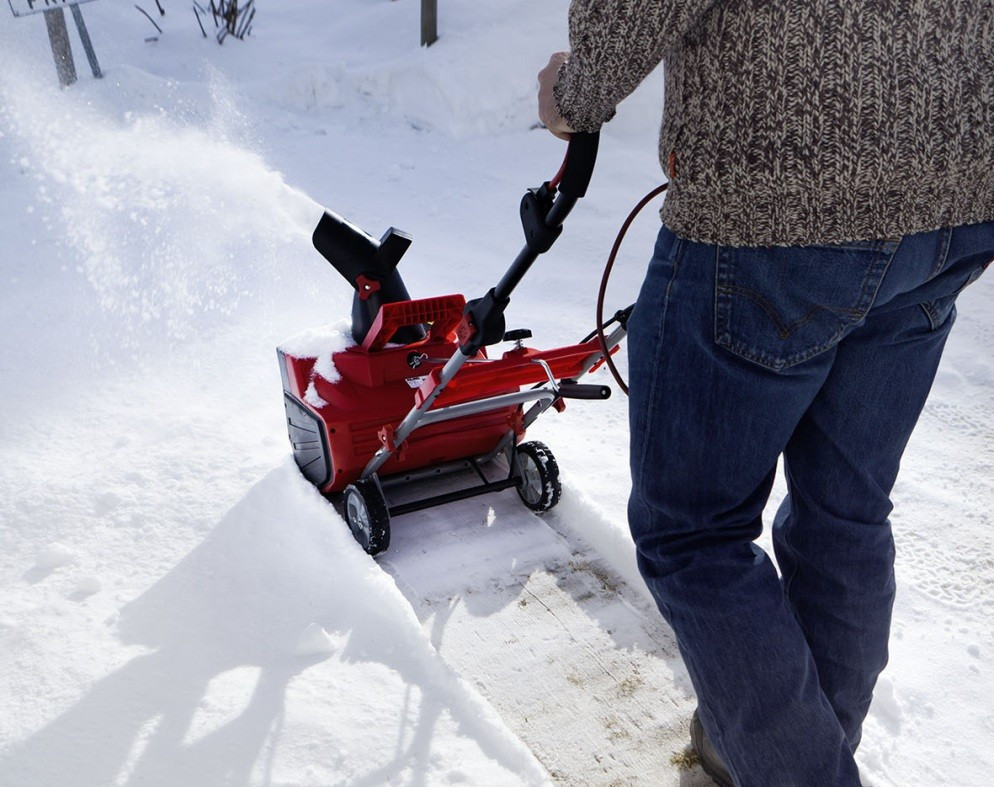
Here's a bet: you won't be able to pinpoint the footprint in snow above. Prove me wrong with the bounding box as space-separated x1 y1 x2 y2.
23 542 76 583
70 575 104 602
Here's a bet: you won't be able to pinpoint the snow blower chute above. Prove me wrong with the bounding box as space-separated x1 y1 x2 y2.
278 132 629 555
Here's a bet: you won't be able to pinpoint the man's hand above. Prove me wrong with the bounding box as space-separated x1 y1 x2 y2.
538 52 576 140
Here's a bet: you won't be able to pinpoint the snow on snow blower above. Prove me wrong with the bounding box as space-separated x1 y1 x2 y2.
278 132 629 555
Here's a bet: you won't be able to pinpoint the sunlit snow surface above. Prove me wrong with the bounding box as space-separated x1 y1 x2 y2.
0 1 991 786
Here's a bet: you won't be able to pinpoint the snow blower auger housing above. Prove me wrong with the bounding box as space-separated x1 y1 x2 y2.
278 132 628 555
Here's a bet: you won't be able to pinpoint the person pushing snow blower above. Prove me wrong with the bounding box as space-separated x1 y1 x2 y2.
539 1 994 785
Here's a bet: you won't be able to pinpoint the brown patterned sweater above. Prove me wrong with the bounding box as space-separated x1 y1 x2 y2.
553 0 994 247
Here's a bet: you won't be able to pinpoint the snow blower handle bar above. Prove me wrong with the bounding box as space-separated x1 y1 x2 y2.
358 133 600 482
458 131 600 357
550 130 600 203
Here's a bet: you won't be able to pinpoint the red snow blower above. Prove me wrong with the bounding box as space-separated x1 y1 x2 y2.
278 132 630 555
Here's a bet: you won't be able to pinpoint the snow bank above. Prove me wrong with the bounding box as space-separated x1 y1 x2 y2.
254 0 572 140
1 462 548 786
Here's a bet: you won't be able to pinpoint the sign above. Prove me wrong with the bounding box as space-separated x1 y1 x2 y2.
7 0 98 18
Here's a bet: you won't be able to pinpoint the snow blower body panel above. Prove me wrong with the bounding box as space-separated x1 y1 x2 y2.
278 291 615 494
278 294 521 494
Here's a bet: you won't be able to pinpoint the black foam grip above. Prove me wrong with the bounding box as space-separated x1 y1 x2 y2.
558 382 611 400
558 132 599 200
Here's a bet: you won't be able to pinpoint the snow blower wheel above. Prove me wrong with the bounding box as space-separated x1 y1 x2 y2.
515 441 561 513
343 478 391 555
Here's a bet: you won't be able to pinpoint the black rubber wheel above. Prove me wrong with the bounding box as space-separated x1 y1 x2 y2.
514 441 562 512
343 477 391 555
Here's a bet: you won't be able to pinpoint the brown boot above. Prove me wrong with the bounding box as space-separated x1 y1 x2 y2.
691 709 734 787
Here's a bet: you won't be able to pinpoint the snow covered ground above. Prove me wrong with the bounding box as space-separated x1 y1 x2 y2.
0 2 991 785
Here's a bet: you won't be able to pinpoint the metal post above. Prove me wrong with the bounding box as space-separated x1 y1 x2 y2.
420 0 437 47
70 4 102 79
43 8 77 87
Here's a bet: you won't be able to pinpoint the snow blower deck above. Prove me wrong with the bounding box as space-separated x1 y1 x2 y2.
278 132 627 555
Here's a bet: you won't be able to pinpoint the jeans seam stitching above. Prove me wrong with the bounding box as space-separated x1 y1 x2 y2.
778 489 803 618
927 227 953 280
717 283 866 338
920 301 940 329
635 235 684 472
713 245 730 346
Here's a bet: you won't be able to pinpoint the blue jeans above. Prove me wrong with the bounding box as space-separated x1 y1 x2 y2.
627 222 993 786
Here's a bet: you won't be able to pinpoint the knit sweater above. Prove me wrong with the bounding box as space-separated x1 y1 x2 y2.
553 0 994 247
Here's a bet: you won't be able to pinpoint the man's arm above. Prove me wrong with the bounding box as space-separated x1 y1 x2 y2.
553 0 721 132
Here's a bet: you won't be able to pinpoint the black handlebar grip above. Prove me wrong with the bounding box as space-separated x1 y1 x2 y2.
558 381 612 400
558 131 600 200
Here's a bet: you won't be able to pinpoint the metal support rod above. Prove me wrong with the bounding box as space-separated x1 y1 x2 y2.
70 4 102 79
521 324 628 430
420 0 437 47
416 388 556 428
360 363 557 480
579 323 628 377
360 347 469 479
379 458 475 489
389 476 520 517
44 8 77 87
387 450 522 517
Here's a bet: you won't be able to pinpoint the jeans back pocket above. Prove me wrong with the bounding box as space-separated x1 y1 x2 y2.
715 240 898 371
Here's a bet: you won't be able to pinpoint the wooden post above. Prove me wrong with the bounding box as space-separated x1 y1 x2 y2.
420 0 437 47
43 8 77 87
